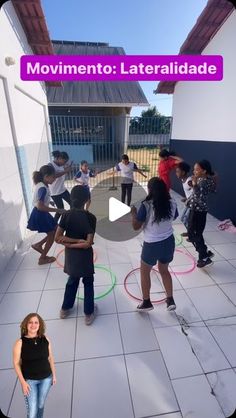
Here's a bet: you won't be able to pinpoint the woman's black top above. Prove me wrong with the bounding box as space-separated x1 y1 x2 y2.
21 336 51 380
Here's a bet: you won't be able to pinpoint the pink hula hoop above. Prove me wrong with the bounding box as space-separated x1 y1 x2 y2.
124 267 166 304
167 248 196 275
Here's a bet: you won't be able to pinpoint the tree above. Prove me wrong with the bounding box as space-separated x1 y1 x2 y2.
141 106 161 118
129 106 171 134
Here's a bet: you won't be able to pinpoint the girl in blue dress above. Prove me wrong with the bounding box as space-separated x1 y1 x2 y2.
28 165 66 265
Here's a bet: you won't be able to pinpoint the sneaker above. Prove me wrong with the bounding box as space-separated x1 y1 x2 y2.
207 250 215 259
85 304 97 325
181 232 188 237
197 258 213 268
136 300 154 312
166 296 176 311
60 309 70 319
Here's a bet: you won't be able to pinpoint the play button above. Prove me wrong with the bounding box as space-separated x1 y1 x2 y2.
109 198 130 222
90 176 147 241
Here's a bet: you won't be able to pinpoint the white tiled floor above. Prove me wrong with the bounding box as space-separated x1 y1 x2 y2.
1 193 236 418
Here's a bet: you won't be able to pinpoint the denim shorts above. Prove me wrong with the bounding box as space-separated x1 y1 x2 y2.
141 235 175 266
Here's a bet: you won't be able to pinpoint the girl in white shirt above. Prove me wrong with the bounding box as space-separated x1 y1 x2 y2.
115 154 147 206
131 177 178 312
49 151 72 222
28 165 65 265
176 162 193 237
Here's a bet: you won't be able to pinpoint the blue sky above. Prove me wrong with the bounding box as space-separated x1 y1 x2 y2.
42 0 208 116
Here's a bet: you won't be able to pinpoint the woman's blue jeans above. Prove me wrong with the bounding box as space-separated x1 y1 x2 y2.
24 375 52 418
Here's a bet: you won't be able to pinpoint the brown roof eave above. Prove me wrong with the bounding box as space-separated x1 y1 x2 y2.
155 0 235 94
12 0 62 87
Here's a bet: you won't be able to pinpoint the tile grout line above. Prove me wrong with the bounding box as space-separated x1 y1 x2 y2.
147 293 231 416
112 274 136 418
2 311 236 328
69 300 79 418
6 375 18 416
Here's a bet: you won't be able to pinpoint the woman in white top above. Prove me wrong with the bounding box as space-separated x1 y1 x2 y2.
49 151 72 222
131 177 178 312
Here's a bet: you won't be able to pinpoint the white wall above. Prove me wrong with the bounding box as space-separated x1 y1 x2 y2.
171 10 236 142
0 2 51 272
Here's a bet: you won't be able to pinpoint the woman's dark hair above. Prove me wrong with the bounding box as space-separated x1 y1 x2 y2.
178 162 190 174
71 185 89 208
159 149 176 158
60 151 69 161
52 150 69 162
32 165 55 185
145 177 172 223
121 154 129 161
81 160 88 166
52 150 61 159
197 159 214 176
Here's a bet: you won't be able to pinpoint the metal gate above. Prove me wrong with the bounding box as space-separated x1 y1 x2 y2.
49 115 172 189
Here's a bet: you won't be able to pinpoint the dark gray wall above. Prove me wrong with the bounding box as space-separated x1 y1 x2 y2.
170 139 236 223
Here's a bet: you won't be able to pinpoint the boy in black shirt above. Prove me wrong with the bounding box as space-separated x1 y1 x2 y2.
55 186 97 325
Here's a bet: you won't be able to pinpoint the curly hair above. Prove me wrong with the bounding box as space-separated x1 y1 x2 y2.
20 313 46 338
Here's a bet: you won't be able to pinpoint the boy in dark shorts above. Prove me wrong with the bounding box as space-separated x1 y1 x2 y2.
55 186 97 325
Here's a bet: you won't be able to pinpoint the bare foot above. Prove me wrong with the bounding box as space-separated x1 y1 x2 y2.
38 256 56 265
31 244 43 254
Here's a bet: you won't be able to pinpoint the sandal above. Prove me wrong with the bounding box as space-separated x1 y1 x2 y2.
38 256 56 265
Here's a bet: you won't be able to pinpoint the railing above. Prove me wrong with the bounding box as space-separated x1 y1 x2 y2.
49 115 172 188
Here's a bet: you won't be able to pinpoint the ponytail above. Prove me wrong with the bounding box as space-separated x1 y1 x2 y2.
52 150 61 159
33 171 43 184
32 165 55 185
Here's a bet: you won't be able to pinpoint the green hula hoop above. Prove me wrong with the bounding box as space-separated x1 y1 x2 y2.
175 234 183 247
77 264 117 301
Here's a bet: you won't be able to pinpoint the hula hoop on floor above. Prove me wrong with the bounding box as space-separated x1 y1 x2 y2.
77 264 117 301
164 248 196 275
55 248 97 269
124 267 166 304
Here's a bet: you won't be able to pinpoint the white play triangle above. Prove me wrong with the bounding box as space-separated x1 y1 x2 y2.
109 197 131 222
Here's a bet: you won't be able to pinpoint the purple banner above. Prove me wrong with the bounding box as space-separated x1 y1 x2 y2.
21 55 223 82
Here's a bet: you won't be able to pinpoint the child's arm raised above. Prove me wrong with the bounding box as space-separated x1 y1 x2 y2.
171 155 183 163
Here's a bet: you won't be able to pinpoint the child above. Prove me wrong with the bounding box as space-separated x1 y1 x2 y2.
115 154 147 206
55 186 97 325
176 162 193 237
28 165 65 265
74 160 96 210
49 150 72 222
131 177 178 312
158 149 183 191
186 159 216 268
